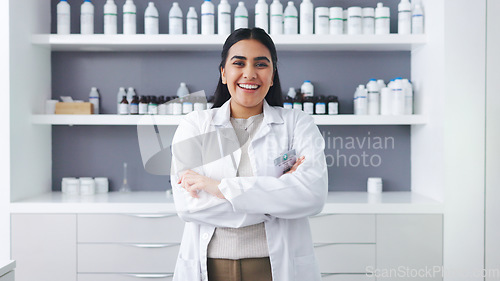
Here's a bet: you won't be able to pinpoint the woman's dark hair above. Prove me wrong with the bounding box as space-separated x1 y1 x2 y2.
212 28 283 108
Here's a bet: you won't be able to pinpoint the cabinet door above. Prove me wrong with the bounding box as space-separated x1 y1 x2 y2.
0 271 15 281
310 214 375 243
321 273 374 281
376 214 443 281
11 214 77 281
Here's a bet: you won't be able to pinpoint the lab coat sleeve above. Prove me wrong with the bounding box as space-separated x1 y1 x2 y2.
217 112 329 219
171 112 270 228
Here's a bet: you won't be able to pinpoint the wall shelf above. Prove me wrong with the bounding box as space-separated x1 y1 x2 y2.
32 34 426 52
32 114 427 126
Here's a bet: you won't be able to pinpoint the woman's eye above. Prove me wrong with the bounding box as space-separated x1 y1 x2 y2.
256 63 268 67
233 61 244 66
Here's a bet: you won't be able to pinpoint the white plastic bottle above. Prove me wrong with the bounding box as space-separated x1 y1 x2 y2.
398 0 412 34
367 79 380 115
218 0 231 35
329 7 343 35
377 79 386 90
145 2 159 35
169 2 183 34
284 1 298 34
103 0 117 34
255 0 269 33
201 0 215 35
80 0 94 34
412 3 424 34
177 82 189 98
354 85 368 115
347 6 362 35
375 3 390 35
234 2 249 30
299 0 313 35
57 0 71 34
403 79 413 114
380 87 392 115
301 80 314 97
362 7 375 35
343 10 347 34
187 7 198 35
315 7 329 35
123 0 137 34
392 77 405 115
89 87 100 114
117 87 127 113
126 87 136 104
270 0 283 35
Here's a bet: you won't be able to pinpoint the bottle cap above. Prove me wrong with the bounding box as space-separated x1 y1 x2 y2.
180 82 186 86
238 1 244 5
288 1 294 5
91 87 97 91
370 78 376 81
304 80 311 83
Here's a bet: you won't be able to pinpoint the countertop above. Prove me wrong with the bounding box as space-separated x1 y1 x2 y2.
10 191 444 214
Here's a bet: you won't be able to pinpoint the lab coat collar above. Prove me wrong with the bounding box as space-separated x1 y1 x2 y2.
212 98 284 127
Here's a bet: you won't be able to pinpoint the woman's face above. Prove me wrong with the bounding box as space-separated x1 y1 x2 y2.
221 39 274 113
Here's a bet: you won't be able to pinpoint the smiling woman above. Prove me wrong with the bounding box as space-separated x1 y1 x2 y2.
170 28 328 281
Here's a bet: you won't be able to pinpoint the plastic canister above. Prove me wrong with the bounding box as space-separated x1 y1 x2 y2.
367 177 383 193
347 7 362 35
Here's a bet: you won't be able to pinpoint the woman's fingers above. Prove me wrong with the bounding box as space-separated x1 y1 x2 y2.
286 156 305 174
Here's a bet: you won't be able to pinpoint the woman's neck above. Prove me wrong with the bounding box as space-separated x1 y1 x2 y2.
230 100 264 119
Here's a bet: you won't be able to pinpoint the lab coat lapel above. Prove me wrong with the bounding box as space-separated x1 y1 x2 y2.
212 99 241 177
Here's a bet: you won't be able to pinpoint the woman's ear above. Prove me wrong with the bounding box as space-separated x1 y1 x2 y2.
221 67 227 84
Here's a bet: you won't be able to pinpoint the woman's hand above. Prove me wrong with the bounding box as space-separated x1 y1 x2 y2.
178 170 224 199
285 156 305 175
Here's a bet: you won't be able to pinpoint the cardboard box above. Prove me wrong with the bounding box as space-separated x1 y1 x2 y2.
55 102 94 114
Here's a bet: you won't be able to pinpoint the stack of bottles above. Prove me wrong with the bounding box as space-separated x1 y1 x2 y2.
283 81 339 115
353 78 413 115
56 0 424 35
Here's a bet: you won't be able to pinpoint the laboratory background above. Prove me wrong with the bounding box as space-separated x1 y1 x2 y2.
0 0 499 280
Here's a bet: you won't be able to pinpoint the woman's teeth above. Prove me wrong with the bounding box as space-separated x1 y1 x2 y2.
238 84 260 90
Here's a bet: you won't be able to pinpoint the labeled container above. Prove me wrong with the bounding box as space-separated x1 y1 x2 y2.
62 177 79 195
80 0 94 34
145 2 159 35
315 7 329 35
201 0 215 35
169 2 183 34
300 0 314 35
362 7 375 35
234 2 249 30
104 0 117 34
79 178 96 195
375 3 390 35
94 177 109 193
398 0 412 34
367 177 383 193
218 0 231 35
270 0 283 35
187 7 198 35
255 0 269 33
284 1 298 35
347 6 362 35
329 7 343 35
57 0 71 34
123 0 137 34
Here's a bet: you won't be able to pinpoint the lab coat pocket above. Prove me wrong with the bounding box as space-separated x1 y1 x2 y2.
173 256 201 281
294 253 321 281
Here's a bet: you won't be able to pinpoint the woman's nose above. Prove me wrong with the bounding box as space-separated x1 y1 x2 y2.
243 65 257 79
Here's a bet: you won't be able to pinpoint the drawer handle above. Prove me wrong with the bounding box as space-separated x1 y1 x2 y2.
127 214 178 218
321 273 336 277
127 243 180 248
124 273 174 278
313 243 336 248
310 213 333 218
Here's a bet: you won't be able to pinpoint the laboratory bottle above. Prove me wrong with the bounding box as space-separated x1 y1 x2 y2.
123 0 136 34
367 79 380 115
117 87 127 113
148 96 158 115
343 10 347 34
329 7 343 35
104 0 117 34
392 78 405 115
354 85 368 115
57 0 71 35
187 7 198 35
315 7 329 35
303 96 314 114
380 87 392 115
412 3 424 34
328 95 339 115
284 1 298 35
301 80 314 97
139 96 149 115
145 2 159 35
207 96 214 109
119 96 129 115
347 7 362 35
362 7 375 35
284 87 295 109
218 0 231 35
157 96 166 114
375 3 390 35
182 97 194 114
255 0 269 33
169 2 183 34
172 98 183 115
126 87 136 104
81 0 94 35
130 95 139 114
315 96 326 115
201 0 215 35
193 97 206 111
293 95 303 110
403 79 413 114
377 79 386 90
270 0 283 35
299 0 313 35
165 97 174 114
234 2 249 30
177 82 189 98
398 0 412 34
89 87 100 114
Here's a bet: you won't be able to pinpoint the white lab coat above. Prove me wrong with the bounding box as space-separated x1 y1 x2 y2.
170 98 328 281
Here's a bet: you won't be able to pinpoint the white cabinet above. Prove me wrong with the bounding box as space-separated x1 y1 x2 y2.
0 261 16 281
10 214 77 281
0 272 14 281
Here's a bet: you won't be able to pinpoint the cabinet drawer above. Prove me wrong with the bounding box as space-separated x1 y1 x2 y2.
314 244 375 273
310 214 375 243
78 273 173 281
78 214 184 243
0 271 15 281
78 243 179 273
322 273 373 281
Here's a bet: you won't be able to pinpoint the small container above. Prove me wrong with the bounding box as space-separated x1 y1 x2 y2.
172 99 182 115
165 97 174 114
193 97 206 111
303 96 314 115
62 177 77 194
293 95 303 110
94 177 109 193
79 178 96 195
139 95 148 115
315 96 326 115
328 95 339 115
130 95 139 115
367 177 383 193
182 98 193 114
63 178 80 195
